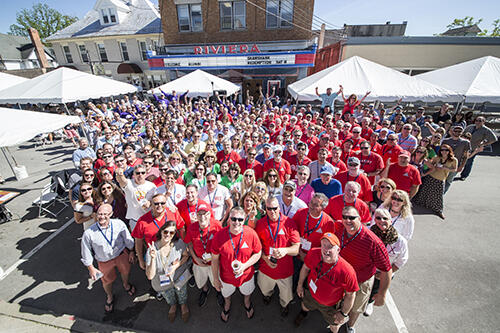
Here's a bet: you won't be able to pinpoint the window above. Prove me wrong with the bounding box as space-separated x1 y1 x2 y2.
220 1 246 30
109 8 117 23
63 46 73 63
78 45 89 62
119 42 129 61
177 4 203 32
139 41 148 61
101 8 117 25
266 0 294 28
101 9 109 24
97 43 108 62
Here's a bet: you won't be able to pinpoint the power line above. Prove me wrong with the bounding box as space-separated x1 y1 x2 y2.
277 0 342 30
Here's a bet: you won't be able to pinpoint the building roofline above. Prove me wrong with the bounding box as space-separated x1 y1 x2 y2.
344 36 500 45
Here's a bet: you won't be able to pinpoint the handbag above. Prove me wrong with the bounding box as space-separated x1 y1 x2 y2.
174 267 192 290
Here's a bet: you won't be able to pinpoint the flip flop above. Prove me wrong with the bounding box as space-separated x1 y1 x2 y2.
220 307 230 323
125 284 136 296
244 302 254 319
105 297 114 313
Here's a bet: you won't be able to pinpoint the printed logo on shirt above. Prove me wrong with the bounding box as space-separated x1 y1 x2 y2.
316 227 323 233
403 172 409 177
241 242 249 249
209 234 214 240
278 229 285 235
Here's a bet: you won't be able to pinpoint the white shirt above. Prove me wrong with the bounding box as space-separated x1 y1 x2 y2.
386 234 409 270
155 183 186 208
277 195 307 218
392 214 415 241
122 179 156 221
198 185 230 220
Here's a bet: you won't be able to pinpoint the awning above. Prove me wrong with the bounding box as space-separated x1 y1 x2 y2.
117 63 143 74
56 65 77 70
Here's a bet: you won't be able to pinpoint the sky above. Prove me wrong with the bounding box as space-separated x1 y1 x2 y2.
0 0 498 36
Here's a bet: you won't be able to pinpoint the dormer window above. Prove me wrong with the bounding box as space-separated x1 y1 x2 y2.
101 8 118 25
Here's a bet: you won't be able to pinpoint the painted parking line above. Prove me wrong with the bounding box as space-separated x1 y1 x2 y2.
0 218 74 281
385 291 409 333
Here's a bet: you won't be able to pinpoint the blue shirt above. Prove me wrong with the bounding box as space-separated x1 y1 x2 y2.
319 92 338 108
311 178 342 199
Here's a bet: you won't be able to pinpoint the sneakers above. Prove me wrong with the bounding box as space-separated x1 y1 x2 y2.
294 310 308 327
346 326 356 333
363 302 374 316
198 289 209 307
280 305 289 317
155 292 164 301
188 276 196 288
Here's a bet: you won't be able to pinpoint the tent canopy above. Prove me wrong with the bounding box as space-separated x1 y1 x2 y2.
149 69 240 97
288 56 462 103
0 107 81 147
417 56 500 103
0 72 28 92
0 67 138 104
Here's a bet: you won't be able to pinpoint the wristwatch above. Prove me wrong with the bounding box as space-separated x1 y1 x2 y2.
339 310 348 317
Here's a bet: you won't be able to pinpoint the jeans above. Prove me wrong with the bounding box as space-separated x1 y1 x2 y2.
459 155 476 179
444 171 458 194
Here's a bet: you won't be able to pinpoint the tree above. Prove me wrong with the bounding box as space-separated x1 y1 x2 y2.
446 16 483 30
479 19 500 37
8 3 77 43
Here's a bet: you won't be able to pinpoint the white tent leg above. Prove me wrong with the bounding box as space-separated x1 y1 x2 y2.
1 147 16 177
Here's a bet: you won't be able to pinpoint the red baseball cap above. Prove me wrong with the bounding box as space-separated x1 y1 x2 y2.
321 232 340 247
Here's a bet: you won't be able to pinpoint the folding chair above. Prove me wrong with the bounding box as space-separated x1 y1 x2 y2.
32 182 68 218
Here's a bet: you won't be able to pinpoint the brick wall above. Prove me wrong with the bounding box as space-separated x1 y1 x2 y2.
161 0 314 45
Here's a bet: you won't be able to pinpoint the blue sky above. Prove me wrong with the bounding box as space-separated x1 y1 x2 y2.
0 0 498 36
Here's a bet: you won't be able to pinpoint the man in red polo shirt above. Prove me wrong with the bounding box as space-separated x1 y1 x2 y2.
238 147 263 180
383 151 421 198
216 139 241 165
255 197 300 317
379 133 403 165
131 193 185 270
263 145 291 184
185 204 223 307
324 182 371 224
308 133 331 161
177 184 213 228
349 127 366 152
334 206 392 333
334 157 372 202
329 147 348 173
357 141 384 185
288 142 312 179
294 233 358 332
211 207 262 322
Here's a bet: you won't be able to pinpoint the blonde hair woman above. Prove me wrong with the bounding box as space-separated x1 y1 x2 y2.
380 190 414 241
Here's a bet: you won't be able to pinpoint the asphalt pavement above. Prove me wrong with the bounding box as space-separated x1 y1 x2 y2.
0 139 499 333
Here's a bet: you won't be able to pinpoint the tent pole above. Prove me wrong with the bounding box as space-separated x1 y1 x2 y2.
64 103 89 142
1 147 16 176
5 147 19 166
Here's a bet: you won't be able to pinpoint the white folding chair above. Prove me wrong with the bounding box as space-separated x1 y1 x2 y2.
32 183 68 218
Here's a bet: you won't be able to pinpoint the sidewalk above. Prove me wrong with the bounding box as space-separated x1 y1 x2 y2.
0 300 145 333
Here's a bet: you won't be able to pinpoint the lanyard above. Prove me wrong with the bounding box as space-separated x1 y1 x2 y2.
97 221 113 247
187 201 199 217
343 195 356 207
274 160 281 172
296 183 306 199
281 201 292 217
347 173 360 183
267 215 281 247
315 259 337 282
229 229 244 259
246 160 254 170
304 212 323 236
341 226 362 249
152 212 163 230
392 213 402 227
360 153 370 168
199 223 210 251
168 186 176 205
208 189 218 208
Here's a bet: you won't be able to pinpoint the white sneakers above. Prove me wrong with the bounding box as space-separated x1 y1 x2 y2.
363 302 374 317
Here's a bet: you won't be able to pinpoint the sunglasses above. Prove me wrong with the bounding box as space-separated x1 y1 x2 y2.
207 180 217 184
348 163 359 167
268 174 277 177
375 216 389 221
103 155 112 158
134 171 146 175
361 147 370 150
266 206 279 211
160 168 169 172
297 148 306 151
342 215 359 221
255 187 265 191
379 185 392 190
196 168 205 171
162 230 176 235
81 188 92 192
115 159 125 163
144 161 154 164
388 138 397 141
230 217 245 222
153 201 166 206
298 172 307 176
84 174 94 177
391 196 404 202
244 174 253 178
248 153 256 156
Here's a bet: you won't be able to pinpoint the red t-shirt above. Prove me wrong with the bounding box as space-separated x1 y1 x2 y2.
292 208 335 253
387 163 422 193
216 150 241 164
211 226 262 286
304 248 359 306
238 159 263 180
308 143 331 161
255 214 300 279
301 134 319 147
288 155 312 178
358 152 385 185
334 171 373 202
334 222 392 283
324 195 371 224
128 158 143 168
177 199 214 228
328 159 348 173
349 137 366 152
263 159 292 184
184 219 222 265
370 141 383 155
361 127 374 141
131 209 185 245
380 144 403 165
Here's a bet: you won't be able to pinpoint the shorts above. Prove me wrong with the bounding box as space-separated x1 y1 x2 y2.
220 276 255 298
193 264 214 289
97 250 131 286
351 275 375 314
302 289 342 326
257 272 293 307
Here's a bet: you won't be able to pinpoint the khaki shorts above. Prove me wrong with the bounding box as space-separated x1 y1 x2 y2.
351 275 375 314
221 276 255 298
302 289 342 326
257 272 293 307
97 251 131 286
193 264 214 289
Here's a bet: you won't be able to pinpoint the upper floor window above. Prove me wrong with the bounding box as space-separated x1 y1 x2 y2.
220 1 246 30
63 46 73 63
177 4 202 32
79 45 89 63
101 8 117 25
96 43 108 62
139 41 149 61
266 0 294 29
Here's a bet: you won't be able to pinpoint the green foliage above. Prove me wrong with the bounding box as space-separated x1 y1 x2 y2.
446 16 483 29
8 3 77 43
478 19 500 37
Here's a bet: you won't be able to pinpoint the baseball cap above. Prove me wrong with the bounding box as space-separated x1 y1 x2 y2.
283 180 296 190
321 232 340 247
394 106 402 110
197 203 211 213
263 143 272 149
399 151 411 158
347 157 360 165
273 145 283 152
320 165 333 176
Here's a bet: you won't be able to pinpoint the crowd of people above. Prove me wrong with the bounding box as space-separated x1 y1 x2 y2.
70 86 497 332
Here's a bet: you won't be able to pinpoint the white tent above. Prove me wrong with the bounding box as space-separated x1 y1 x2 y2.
149 69 240 97
0 67 138 104
417 56 500 103
0 107 81 147
288 56 462 102
0 72 28 92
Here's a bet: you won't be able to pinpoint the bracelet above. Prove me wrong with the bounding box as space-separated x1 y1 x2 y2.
339 310 348 317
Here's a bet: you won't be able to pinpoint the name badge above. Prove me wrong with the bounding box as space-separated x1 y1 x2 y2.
300 237 311 251
309 279 318 294
202 253 212 262
189 212 197 221
159 274 171 287
269 247 275 256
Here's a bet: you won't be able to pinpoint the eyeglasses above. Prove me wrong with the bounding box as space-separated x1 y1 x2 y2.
375 216 389 221
348 163 359 167
101 186 112 191
115 159 125 163
361 147 370 150
84 174 94 177
144 161 154 165
162 230 176 235
379 185 391 190
230 217 245 222
391 196 404 202
342 215 359 221
255 187 265 191
207 180 217 184
352 132 361 134
160 168 169 172
103 155 112 158
244 174 253 178
298 172 307 176
153 201 166 206
268 174 277 178
388 138 397 141
81 188 92 192
134 171 146 175
266 206 279 211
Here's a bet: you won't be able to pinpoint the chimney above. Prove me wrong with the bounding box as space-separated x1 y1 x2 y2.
28 28 50 69
318 23 326 49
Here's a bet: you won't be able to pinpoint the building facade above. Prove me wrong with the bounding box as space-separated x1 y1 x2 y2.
0 33 57 71
46 0 165 89
151 0 316 98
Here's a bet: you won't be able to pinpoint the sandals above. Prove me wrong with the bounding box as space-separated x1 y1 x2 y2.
220 307 231 323
104 297 114 313
125 284 136 296
244 302 254 319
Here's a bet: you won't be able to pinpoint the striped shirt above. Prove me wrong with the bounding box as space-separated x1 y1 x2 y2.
397 134 418 152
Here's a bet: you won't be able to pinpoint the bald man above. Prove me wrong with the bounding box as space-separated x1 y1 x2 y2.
81 204 136 313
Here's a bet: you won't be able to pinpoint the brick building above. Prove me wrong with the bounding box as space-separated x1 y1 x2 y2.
150 0 317 99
